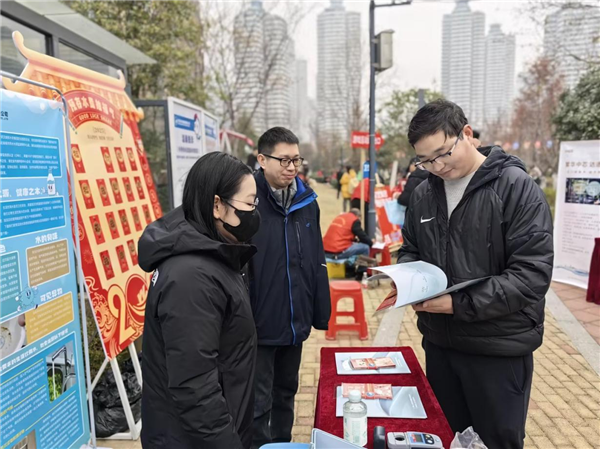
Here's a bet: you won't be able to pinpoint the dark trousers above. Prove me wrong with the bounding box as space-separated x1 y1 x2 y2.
252 344 303 449
424 339 533 449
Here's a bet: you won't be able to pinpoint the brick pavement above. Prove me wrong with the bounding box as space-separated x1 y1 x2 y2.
551 281 600 345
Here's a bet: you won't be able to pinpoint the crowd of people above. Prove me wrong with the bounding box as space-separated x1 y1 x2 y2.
136 100 553 449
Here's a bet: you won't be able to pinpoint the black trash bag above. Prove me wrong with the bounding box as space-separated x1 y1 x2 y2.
93 354 142 438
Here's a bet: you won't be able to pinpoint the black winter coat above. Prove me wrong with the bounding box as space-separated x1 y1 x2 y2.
138 207 257 449
398 147 554 357
249 170 331 346
398 168 429 207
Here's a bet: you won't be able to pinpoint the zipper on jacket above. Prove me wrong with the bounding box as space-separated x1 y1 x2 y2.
284 216 297 345
295 222 304 267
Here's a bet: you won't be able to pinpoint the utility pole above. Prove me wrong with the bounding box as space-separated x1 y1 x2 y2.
367 0 412 238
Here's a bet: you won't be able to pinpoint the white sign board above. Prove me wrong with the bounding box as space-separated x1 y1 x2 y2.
553 140 600 289
166 97 220 207
204 111 219 154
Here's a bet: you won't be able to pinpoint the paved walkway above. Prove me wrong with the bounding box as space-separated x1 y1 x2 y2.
99 182 600 449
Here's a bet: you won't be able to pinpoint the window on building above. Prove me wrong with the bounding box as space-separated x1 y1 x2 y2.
1 15 47 74
58 42 121 78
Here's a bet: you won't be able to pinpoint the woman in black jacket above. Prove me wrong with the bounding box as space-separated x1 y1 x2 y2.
138 152 261 449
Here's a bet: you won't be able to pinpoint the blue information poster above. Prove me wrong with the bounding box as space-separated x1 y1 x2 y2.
0 90 90 449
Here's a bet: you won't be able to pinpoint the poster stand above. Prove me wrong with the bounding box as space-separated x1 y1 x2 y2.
1 70 98 446
1 70 142 446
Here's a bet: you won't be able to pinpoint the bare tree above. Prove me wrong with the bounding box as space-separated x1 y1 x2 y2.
510 57 564 172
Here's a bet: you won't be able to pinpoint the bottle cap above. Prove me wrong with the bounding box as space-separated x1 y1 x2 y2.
348 390 362 402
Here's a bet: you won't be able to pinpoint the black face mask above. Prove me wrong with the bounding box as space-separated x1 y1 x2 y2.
220 201 261 242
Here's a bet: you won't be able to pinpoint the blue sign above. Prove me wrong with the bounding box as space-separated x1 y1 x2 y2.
0 91 90 449
173 114 195 131
363 160 377 179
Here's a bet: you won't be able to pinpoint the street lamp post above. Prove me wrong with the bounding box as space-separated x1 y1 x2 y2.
367 0 412 239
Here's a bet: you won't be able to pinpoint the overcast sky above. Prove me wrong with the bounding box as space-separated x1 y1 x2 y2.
283 0 547 99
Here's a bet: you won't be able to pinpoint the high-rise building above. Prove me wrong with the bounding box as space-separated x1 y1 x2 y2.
544 4 600 90
234 0 293 133
484 24 516 126
441 0 485 128
291 59 310 142
317 0 361 141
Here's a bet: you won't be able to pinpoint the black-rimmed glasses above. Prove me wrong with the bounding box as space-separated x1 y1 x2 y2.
263 154 305 168
225 198 259 210
415 132 462 170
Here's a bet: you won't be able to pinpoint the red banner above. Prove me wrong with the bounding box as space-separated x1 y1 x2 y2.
351 131 384 149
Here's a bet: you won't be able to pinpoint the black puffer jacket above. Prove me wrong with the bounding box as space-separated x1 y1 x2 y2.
398 147 553 357
138 207 257 449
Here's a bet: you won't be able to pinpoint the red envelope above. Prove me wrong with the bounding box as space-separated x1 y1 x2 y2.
116 244 129 272
71 144 86 173
79 180 95 209
134 176 145 199
101 147 114 173
142 204 152 225
131 207 143 232
105 212 120 239
110 177 123 204
100 250 115 280
127 239 138 266
90 215 105 244
126 147 137 171
96 179 111 207
118 209 131 235
114 147 127 172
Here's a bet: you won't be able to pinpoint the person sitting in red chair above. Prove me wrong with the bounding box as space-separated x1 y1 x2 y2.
323 209 372 259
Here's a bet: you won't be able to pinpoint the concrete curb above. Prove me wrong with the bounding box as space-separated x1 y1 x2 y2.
373 306 405 346
545 287 600 376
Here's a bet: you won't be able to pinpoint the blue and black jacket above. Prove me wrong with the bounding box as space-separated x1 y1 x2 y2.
248 170 331 346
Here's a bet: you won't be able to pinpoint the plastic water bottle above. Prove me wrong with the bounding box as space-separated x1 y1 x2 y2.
47 168 56 196
343 389 368 447
361 272 369 289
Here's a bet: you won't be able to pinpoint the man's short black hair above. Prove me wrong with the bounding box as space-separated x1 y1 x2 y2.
257 127 299 155
472 129 480 139
408 99 468 147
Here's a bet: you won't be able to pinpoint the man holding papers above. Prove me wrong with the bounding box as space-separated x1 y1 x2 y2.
396 100 553 449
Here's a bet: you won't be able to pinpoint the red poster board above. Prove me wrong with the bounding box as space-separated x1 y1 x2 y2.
4 33 162 359
374 186 402 245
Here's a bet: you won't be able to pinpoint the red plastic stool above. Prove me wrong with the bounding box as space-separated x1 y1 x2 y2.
367 245 393 276
326 281 368 340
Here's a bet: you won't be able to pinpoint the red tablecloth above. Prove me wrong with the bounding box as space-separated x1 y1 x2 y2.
314 347 454 449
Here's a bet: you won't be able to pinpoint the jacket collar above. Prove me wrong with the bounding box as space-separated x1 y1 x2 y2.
256 169 317 215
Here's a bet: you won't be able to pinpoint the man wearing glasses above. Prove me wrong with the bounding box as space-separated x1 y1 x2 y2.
249 127 331 448
397 100 553 448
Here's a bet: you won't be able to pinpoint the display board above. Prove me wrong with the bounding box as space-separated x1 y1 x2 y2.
553 140 600 289
166 97 220 207
0 89 91 449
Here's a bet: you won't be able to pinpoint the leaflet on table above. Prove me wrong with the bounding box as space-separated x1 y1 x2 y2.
342 383 393 400
0 90 90 449
336 386 427 419
335 351 411 375
370 261 487 311
351 357 396 370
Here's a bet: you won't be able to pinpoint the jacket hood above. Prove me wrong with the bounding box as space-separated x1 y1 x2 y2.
138 207 256 273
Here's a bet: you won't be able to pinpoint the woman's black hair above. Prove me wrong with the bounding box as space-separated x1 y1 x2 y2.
182 152 252 241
